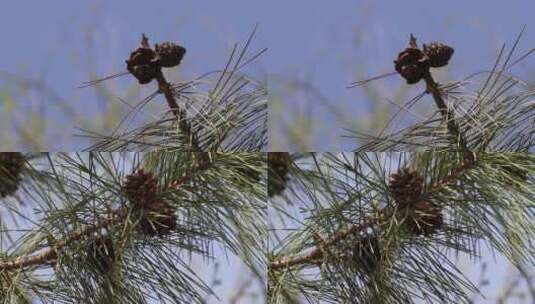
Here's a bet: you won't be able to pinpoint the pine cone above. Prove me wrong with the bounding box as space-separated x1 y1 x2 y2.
87 235 115 273
155 42 186 68
124 169 177 237
268 152 292 197
138 199 177 237
353 235 381 274
394 47 429 84
123 169 159 208
125 47 160 84
404 200 444 236
389 168 423 207
423 42 454 68
0 152 25 198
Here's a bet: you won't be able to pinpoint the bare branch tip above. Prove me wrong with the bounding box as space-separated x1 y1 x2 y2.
409 33 418 48
141 33 150 48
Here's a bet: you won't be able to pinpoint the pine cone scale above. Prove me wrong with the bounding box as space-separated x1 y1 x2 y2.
123 169 177 237
389 168 443 236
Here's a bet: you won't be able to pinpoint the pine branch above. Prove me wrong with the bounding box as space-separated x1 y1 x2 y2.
269 152 534 303
142 34 203 151
350 30 534 153
1 152 267 303
269 155 476 271
270 213 385 271
0 154 213 271
423 70 473 162
80 28 267 152
0 209 125 271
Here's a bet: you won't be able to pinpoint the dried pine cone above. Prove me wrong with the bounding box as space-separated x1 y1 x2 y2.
87 235 115 273
124 169 177 237
155 42 186 68
0 152 25 198
125 47 160 84
138 199 177 237
389 168 423 207
268 152 292 197
404 200 444 236
123 169 159 207
423 42 454 68
353 235 381 274
390 169 443 236
394 47 429 84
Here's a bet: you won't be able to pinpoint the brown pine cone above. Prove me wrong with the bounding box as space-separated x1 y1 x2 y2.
123 169 159 208
155 42 186 68
138 199 177 237
394 47 429 84
87 235 115 273
268 152 292 197
423 42 454 68
389 168 423 207
404 200 444 236
0 152 25 198
125 47 160 84
124 169 177 237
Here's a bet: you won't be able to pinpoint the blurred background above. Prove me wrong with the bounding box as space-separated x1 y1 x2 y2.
0 0 268 151
267 0 535 151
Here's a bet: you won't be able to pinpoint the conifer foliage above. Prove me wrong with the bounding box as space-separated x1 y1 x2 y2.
82 28 268 152
350 30 534 153
0 152 266 303
268 152 534 303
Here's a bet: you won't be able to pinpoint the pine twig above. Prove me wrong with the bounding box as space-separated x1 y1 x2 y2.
141 34 202 151
0 157 214 271
270 213 384 271
0 210 126 271
269 155 477 271
423 71 474 162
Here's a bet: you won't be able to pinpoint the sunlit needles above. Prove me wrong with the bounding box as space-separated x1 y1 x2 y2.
347 71 398 88
78 71 131 88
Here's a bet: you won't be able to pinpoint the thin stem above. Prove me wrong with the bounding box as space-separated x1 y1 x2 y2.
156 70 181 117
423 71 474 162
143 34 202 151
154 70 202 150
0 210 126 271
270 213 385 271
